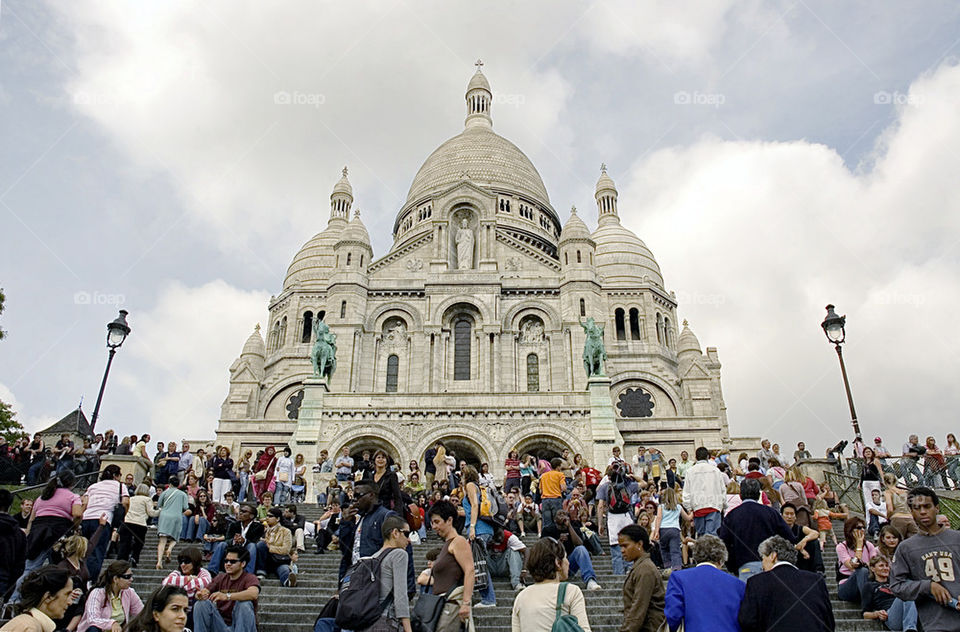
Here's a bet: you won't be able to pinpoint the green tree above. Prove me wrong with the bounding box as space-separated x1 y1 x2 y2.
0 399 24 442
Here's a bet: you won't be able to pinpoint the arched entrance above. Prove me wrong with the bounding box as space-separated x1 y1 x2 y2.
422 436 490 470
337 437 401 468
513 434 574 463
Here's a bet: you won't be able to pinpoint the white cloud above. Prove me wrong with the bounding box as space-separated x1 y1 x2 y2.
114 280 269 439
0 382 57 435
620 60 960 450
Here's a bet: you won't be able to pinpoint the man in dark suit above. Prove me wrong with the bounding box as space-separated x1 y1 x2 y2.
738 536 835 632
718 478 795 580
208 503 264 574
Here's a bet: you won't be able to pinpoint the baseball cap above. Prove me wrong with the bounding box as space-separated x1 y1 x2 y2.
874 437 882 443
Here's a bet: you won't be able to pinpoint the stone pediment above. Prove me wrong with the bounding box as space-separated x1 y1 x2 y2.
496 229 561 272
681 361 710 379
230 361 260 383
370 231 434 275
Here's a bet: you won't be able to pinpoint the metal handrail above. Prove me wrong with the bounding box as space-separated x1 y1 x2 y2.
7 470 101 500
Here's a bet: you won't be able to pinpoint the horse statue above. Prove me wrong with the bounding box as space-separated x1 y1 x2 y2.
310 320 337 380
580 317 607 377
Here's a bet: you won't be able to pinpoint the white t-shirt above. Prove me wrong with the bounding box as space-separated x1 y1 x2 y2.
512 582 591 632
865 499 888 523
83 479 130 522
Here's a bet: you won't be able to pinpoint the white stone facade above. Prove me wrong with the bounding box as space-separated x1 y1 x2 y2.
215 67 756 482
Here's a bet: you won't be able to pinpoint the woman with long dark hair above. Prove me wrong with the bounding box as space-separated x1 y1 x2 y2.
369 449 403 511
125 586 188 632
1 567 73 632
161 547 211 630
10 470 85 604
836 516 879 603
77 560 144 632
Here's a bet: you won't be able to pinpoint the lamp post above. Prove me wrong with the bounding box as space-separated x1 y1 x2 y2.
89 309 131 436
821 304 861 440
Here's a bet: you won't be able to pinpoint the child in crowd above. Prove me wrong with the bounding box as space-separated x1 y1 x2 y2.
257 491 274 520
519 493 542 537
813 497 848 549
416 547 442 594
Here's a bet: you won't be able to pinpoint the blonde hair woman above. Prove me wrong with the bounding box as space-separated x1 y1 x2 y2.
883 473 918 538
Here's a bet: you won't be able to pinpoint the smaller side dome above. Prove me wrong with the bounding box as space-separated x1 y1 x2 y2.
677 320 702 356
338 209 371 246
241 323 266 358
559 205 592 243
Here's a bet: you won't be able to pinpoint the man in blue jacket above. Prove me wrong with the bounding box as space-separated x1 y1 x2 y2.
717 478 795 580
338 481 415 594
665 534 744 632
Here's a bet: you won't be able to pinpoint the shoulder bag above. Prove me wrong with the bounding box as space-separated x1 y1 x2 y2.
111 480 127 529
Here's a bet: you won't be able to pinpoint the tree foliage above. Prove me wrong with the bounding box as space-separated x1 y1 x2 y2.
0 287 6 340
0 399 24 442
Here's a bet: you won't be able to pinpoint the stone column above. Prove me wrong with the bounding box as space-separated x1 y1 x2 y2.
293 377 328 503
587 376 623 469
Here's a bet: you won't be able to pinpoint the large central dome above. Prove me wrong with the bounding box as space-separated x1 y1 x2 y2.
405 125 551 207
403 67 551 210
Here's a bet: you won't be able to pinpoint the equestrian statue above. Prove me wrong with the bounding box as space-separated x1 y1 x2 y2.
311 320 337 380
580 317 607 378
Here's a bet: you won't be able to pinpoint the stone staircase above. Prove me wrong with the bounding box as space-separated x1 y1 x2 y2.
123 507 883 631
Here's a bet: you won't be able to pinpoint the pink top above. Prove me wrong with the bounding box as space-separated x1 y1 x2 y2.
33 488 82 519
77 587 144 632
836 541 879 581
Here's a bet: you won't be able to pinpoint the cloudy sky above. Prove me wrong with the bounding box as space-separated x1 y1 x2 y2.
1 1 958 457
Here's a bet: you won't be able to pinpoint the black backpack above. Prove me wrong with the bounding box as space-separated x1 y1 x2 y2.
608 476 631 514
334 554 392 630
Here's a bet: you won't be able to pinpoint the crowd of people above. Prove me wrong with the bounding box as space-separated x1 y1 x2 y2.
1 431 958 632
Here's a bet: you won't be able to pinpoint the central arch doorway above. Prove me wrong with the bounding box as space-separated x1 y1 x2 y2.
421 436 490 470
513 435 575 464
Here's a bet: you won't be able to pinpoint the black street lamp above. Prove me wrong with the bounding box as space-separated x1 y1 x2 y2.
89 309 131 436
821 304 861 440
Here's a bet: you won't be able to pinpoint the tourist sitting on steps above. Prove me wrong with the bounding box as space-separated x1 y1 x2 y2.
539 510 601 591
207 504 263 576
255 507 297 587
485 527 527 592
193 545 259 632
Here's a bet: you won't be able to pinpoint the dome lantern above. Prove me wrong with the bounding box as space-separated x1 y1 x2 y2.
330 166 353 223
595 163 619 226
465 59 493 130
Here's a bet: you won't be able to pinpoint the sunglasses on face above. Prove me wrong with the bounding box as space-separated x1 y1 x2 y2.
120 574 134 580
224 558 241 565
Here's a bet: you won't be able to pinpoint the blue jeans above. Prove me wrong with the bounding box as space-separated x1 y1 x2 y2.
274 481 292 505
475 533 496 605
838 566 870 602
885 598 918 631
567 545 597 583
181 515 209 541
487 548 523 588
193 598 256 632
255 541 294 585
81 518 111 580
738 561 763 582
27 461 44 484
541 498 562 531
693 510 721 537
316 492 327 506
207 541 257 575
237 472 249 503
610 544 628 575
898 459 922 486
9 550 51 603
947 456 960 488
659 528 682 570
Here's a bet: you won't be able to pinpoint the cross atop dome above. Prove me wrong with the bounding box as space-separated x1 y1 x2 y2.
600 162 607 174
342 166 348 177
570 204 577 215
475 59 484 72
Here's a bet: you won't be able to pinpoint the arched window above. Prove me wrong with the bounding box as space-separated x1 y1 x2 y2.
317 310 326 322
302 311 313 343
385 354 399 392
279 316 287 347
360 254 364 267
579 298 586 317
576 250 582 263
271 320 280 350
656 313 663 343
454 319 471 381
664 317 672 348
629 308 641 340
564 252 568 265
346 253 352 266
526 353 539 392
615 308 626 340
340 300 347 319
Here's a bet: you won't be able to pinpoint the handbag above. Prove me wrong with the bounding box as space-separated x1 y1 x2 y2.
253 470 267 481
433 586 471 632
411 592 446 632
470 540 488 594
111 481 127 529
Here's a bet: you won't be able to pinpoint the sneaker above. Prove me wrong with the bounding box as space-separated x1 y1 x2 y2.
286 573 297 587
256 570 267 578
586 579 602 591
474 601 495 608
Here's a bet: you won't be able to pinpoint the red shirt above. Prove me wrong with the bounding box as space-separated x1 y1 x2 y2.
208 572 259 624
581 467 601 487
504 458 521 479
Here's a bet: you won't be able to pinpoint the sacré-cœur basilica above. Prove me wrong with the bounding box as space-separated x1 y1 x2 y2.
213 65 758 494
